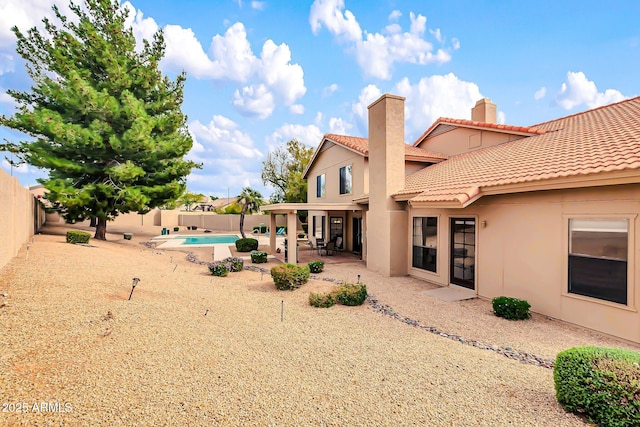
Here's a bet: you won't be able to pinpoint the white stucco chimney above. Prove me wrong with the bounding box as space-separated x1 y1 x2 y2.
366 94 408 277
471 98 497 123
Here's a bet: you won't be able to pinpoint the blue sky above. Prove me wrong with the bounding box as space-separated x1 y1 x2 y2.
1 0 639 199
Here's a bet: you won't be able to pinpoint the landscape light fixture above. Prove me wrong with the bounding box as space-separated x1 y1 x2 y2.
128 277 140 301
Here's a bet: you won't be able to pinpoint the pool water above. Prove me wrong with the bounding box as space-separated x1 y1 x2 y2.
180 235 239 245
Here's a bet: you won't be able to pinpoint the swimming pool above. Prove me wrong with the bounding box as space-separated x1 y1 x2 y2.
153 234 240 249
181 235 239 245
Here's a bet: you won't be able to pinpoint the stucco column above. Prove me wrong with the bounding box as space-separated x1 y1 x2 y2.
269 213 277 254
287 210 298 263
367 94 408 276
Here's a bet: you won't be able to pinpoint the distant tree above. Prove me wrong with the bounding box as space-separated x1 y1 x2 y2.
261 139 313 205
0 0 199 240
178 192 204 211
236 186 264 238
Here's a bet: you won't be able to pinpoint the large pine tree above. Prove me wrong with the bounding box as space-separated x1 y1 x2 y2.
0 0 199 239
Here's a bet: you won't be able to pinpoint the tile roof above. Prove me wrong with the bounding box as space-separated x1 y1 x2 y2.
412 117 547 147
325 133 448 161
400 96 640 205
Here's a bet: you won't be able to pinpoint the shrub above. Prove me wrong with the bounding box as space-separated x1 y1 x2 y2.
252 225 268 233
554 346 640 427
66 230 90 244
208 262 229 277
335 283 368 306
222 257 244 272
173 227 179 232
270 264 310 290
491 296 531 320
308 261 324 273
309 291 337 308
235 238 258 252
251 251 268 264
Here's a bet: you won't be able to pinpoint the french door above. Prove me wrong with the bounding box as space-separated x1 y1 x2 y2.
450 218 476 289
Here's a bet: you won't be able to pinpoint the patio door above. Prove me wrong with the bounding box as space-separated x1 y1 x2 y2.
352 217 362 254
450 218 476 290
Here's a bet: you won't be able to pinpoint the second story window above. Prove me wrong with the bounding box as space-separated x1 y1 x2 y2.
339 165 352 195
316 174 325 198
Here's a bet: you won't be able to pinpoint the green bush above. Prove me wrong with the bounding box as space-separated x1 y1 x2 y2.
308 261 324 273
235 238 258 252
335 283 368 306
491 296 531 320
309 291 337 308
301 223 308 234
66 230 91 244
173 227 179 232
222 257 244 272
554 346 640 427
270 264 310 290
252 225 268 233
251 251 268 264
208 261 229 277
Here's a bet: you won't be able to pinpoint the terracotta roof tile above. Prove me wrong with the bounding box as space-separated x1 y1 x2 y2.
400 96 640 203
325 133 447 161
412 117 546 147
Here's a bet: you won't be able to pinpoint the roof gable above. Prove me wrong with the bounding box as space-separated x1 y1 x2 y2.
303 133 447 178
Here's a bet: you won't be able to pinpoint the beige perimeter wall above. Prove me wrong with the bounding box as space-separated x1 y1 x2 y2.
0 169 45 271
408 184 640 343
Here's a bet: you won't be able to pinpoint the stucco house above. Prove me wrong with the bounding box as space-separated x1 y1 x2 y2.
262 93 640 344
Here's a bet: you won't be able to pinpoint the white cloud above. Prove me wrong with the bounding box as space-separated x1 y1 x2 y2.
266 123 324 149
310 1 456 80
322 83 339 97
189 115 262 161
123 4 306 119
350 74 483 140
327 117 353 135
0 53 14 75
309 0 362 42
555 71 627 110
351 84 382 133
251 1 266 10
1 158 29 174
497 111 506 124
388 10 402 21
451 38 460 50
233 84 275 119
290 104 304 114
534 86 546 100
394 74 482 140
0 89 13 104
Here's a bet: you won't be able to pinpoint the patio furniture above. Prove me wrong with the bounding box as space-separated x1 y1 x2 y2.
324 240 336 256
315 238 325 256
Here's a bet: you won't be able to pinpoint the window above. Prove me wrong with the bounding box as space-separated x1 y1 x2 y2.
568 219 628 305
316 174 325 198
330 217 343 246
412 217 437 272
313 215 325 239
339 165 352 195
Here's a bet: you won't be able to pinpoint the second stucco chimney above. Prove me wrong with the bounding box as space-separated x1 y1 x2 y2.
367 94 407 277
471 98 497 123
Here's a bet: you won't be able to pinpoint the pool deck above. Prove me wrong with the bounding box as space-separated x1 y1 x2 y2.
152 234 286 261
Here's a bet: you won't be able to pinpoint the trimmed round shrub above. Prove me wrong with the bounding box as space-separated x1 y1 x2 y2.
222 256 244 272
208 262 229 277
251 251 268 264
66 230 90 244
492 296 531 320
308 261 324 273
270 263 310 290
554 346 640 427
235 238 258 252
309 291 337 308
336 283 368 306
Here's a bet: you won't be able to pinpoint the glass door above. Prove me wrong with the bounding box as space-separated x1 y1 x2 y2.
450 218 476 289
352 217 362 254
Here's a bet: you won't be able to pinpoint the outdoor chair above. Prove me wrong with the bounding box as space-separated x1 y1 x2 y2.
324 240 336 256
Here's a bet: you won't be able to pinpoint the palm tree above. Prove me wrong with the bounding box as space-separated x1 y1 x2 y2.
236 187 264 238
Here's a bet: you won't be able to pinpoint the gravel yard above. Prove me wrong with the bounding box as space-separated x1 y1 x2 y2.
1 224 638 426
